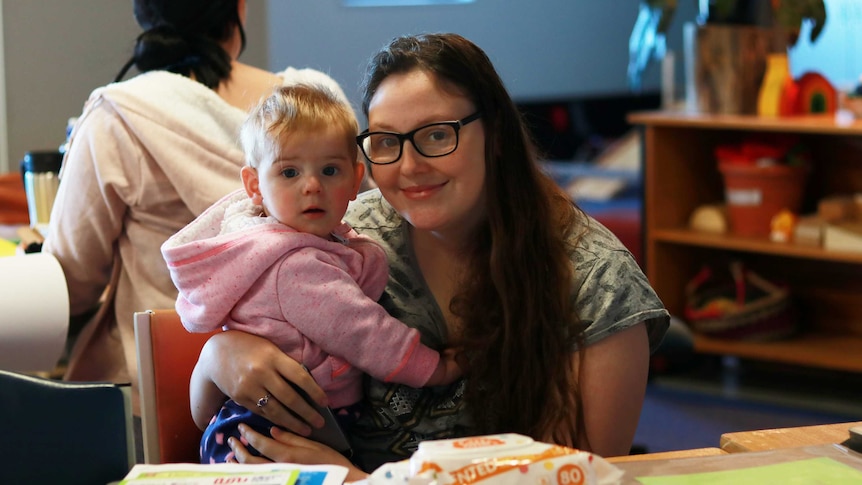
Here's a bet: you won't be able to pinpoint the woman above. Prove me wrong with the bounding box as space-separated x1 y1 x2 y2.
191 33 669 480
43 0 348 421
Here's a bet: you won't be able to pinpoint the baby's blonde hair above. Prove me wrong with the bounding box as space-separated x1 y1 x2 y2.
240 84 359 168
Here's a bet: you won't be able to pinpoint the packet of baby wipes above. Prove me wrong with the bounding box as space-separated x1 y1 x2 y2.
368 433 623 485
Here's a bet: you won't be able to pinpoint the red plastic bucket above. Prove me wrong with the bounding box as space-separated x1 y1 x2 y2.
719 163 808 237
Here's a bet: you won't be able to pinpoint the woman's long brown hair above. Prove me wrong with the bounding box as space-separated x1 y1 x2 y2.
361 33 590 445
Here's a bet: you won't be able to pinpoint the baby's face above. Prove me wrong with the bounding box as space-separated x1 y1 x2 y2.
253 126 362 238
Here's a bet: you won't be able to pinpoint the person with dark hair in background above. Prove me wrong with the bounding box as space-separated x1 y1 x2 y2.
189 33 669 481
41 0 349 459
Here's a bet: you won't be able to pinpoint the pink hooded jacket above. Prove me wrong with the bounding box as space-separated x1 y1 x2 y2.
161 190 439 408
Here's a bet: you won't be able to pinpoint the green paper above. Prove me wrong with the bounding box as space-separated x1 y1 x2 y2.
638 457 862 485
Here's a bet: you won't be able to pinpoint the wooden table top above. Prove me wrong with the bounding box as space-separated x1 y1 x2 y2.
720 421 862 453
607 447 726 463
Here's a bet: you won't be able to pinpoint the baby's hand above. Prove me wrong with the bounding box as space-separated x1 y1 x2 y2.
448 347 471 373
427 348 467 386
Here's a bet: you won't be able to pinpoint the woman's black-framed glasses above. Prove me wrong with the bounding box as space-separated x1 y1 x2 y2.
356 112 482 165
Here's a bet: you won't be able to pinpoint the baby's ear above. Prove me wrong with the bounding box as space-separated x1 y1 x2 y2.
240 165 263 205
351 161 366 200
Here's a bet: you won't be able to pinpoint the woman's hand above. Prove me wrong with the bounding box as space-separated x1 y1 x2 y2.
230 424 369 483
190 330 328 433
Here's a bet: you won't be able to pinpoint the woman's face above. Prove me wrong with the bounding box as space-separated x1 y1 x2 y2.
366 69 486 237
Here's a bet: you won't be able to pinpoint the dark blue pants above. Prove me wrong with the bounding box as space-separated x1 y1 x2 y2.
200 399 361 463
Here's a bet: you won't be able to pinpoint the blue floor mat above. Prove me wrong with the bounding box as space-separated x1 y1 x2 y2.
634 384 861 453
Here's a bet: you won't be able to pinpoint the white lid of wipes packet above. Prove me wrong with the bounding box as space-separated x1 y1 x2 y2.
368 433 624 485
409 433 538 476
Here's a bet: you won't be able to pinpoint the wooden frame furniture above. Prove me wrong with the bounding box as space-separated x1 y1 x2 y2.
630 112 862 372
135 309 218 464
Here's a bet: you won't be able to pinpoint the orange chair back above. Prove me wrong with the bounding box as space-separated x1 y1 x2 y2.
135 309 218 464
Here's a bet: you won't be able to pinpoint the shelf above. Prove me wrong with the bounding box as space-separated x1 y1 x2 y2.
653 229 862 265
635 111 862 374
628 111 862 135
693 332 862 373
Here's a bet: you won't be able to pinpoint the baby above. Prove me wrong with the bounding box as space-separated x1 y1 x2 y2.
162 84 462 463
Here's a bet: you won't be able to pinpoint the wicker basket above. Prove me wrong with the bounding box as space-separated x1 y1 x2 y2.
684 262 797 341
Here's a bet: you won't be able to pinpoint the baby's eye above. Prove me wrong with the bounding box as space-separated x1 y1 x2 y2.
322 166 339 176
281 168 299 178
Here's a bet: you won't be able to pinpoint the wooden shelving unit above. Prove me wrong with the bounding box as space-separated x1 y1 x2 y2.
630 111 862 373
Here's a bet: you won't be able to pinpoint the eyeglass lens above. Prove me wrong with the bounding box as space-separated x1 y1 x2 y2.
361 123 459 164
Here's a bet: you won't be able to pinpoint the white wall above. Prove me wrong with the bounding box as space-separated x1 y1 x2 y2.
0 1 269 174
1 1 137 173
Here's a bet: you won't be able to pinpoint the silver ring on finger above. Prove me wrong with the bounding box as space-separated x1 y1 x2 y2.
256 394 270 408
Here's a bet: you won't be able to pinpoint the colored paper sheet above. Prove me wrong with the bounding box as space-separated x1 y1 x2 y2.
638 457 862 484
120 463 348 485
0 238 17 256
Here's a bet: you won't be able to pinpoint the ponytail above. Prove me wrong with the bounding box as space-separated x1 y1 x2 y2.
115 0 246 88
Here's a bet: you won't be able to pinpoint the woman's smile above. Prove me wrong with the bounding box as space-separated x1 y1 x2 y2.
401 181 448 199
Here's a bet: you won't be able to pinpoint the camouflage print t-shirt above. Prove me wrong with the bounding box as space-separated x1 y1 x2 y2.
342 190 669 471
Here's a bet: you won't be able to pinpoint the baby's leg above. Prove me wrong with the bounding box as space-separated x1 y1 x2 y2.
333 401 363 432
200 399 280 463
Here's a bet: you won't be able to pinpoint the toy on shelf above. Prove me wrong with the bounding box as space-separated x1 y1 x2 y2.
786 194 862 250
795 72 837 114
758 53 794 117
689 203 728 234
793 215 825 246
819 194 862 253
758 65 837 117
770 209 797 243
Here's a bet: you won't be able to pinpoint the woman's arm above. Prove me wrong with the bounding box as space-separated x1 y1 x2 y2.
43 105 132 315
576 322 650 457
190 330 328 432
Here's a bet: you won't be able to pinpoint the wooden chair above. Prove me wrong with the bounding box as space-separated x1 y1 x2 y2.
134 309 218 464
0 369 134 484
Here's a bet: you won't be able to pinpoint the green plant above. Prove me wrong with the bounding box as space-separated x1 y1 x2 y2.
628 0 827 90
